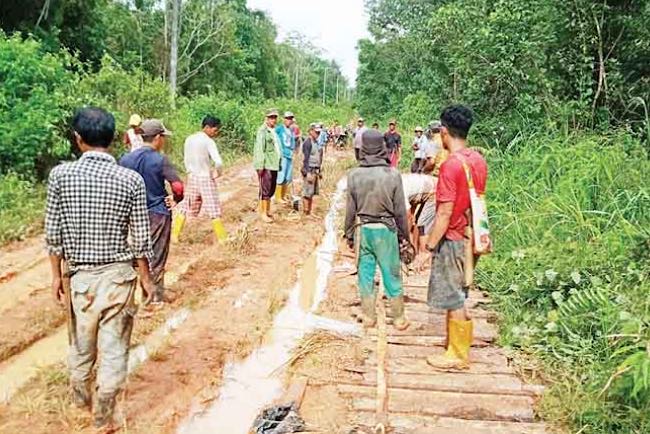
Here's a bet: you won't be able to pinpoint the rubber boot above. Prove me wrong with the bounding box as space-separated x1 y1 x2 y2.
281 184 290 202
212 218 228 243
93 394 116 428
259 200 273 223
426 319 473 370
275 185 286 204
390 295 410 331
171 214 186 243
360 296 377 328
71 382 91 410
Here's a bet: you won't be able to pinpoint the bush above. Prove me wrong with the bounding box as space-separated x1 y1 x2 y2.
0 32 75 178
0 174 45 244
478 131 650 433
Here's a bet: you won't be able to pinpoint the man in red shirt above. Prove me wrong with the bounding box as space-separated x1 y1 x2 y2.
424 105 487 370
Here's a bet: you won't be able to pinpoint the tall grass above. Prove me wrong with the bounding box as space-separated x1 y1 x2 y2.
478 131 650 433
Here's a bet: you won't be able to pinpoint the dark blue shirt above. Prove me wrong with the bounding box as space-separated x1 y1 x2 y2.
119 147 183 215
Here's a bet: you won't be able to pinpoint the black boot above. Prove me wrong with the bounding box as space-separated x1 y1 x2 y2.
94 394 116 428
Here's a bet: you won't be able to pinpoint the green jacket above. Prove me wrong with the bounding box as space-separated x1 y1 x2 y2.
253 124 281 171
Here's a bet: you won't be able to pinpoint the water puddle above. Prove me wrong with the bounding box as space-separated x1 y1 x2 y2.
177 178 360 434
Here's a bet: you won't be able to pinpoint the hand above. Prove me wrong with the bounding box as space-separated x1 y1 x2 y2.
212 168 222 180
164 195 177 209
52 276 65 305
140 278 156 305
347 239 355 252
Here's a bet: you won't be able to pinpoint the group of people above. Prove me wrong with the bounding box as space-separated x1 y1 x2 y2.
345 104 488 372
253 109 328 222
44 102 486 429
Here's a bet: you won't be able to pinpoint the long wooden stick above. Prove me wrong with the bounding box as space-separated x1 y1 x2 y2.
375 294 388 432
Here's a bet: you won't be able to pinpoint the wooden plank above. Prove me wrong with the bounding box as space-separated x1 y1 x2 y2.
384 344 509 365
353 372 542 397
371 327 496 343
380 335 492 347
376 319 497 340
353 411 547 434
365 355 515 376
342 386 536 422
387 308 494 321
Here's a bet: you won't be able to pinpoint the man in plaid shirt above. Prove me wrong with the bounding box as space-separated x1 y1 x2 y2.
46 107 155 429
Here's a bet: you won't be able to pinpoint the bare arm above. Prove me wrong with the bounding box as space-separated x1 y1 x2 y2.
425 202 454 251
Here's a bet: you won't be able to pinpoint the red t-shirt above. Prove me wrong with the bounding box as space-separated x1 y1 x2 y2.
436 148 488 241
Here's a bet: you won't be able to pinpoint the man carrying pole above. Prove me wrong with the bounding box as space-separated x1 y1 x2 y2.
275 111 296 204
172 116 227 243
423 105 488 370
46 107 155 429
344 128 411 331
254 109 281 223
120 119 184 304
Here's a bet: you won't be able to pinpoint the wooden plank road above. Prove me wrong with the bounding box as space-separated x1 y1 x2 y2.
324 271 547 433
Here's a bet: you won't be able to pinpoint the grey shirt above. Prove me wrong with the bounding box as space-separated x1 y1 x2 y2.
344 166 409 242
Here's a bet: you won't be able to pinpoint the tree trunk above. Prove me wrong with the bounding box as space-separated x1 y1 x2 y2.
169 0 181 101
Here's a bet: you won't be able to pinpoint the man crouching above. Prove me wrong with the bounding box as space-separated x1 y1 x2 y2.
344 129 410 330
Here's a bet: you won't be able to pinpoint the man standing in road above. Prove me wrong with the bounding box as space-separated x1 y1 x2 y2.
384 119 402 168
120 119 184 305
172 116 228 243
424 105 488 370
353 117 366 161
344 128 411 331
46 107 154 429
275 111 296 204
301 124 323 216
254 109 281 223
410 126 428 173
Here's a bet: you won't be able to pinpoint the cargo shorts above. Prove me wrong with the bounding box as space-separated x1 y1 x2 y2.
427 238 467 311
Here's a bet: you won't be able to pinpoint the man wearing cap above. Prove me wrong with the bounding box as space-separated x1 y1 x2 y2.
316 122 329 152
254 109 281 223
301 124 323 216
353 118 366 161
172 116 228 243
384 120 402 168
344 128 411 331
274 111 296 204
120 119 183 304
46 107 155 428
410 126 428 173
124 114 144 152
422 120 448 177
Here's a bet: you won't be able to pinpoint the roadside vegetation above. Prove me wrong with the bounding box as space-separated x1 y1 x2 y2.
359 1 650 432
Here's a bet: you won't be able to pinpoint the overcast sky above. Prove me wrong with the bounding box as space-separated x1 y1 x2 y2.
246 0 370 84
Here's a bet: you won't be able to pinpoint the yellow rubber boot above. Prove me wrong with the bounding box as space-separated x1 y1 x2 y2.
426 319 473 370
171 214 186 243
212 218 228 243
259 200 273 223
281 184 290 202
275 185 286 204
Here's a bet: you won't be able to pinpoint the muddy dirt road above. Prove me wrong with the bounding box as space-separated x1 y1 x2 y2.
0 150 546 433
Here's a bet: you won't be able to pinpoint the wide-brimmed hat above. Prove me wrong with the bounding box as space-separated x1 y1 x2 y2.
415 126 424 132
140 119 172 137
283 111 295 119
265 108 279 118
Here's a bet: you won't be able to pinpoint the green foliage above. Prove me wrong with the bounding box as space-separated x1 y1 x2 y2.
477 132 650 432
0 32 75 177
0 174 45 244
358 0 650 144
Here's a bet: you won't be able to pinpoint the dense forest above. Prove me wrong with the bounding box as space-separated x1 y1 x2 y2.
356 1 650 433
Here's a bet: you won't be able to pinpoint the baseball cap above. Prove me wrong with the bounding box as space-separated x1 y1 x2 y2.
283 111 295 119
265 108 279 118
415 126 423 132
140 119 172 137
358 117 365 122
429 120 442 132
389 119 397 125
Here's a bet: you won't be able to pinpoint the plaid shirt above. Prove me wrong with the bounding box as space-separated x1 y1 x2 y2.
45 151 152 271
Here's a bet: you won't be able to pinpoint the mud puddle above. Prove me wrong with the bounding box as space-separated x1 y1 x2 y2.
177 178 360 434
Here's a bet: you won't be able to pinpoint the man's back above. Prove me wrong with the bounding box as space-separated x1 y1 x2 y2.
184 131 220 176
348 166 405 226
46 151 151 269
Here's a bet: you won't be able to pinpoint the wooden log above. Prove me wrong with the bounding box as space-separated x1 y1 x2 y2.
364 355 515 376
353 411 547 434
377 335 492 347
384 343 509 365
342 386 536 423
375 294 388 429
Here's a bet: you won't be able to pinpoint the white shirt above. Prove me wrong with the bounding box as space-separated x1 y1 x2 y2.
183 131 222 177
424 136 442 159
127 129 144 152
402 173 435 205
413 135 428 159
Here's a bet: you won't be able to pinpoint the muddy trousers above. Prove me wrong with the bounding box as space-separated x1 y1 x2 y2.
68 262 137 399
149 212 172 299
357 224 403 299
